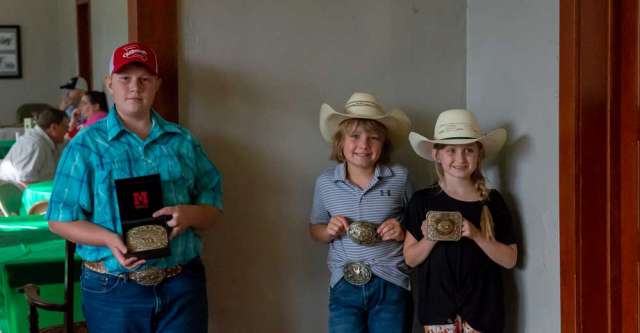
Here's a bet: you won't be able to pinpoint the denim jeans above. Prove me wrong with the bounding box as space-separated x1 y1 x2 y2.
81 257 208 333
329 275 411 333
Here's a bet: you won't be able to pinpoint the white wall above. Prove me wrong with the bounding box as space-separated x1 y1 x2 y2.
467 1 560 332
0 0 77 125
90 0 127 94
179 1 467 332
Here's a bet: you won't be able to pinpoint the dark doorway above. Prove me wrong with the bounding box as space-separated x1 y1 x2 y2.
76 0 92 89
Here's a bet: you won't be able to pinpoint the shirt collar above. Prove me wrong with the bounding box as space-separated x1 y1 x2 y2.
33 125 56 150
106 105 182 141
333 163 393 182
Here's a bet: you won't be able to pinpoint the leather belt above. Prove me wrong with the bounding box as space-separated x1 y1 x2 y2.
83 261 182 286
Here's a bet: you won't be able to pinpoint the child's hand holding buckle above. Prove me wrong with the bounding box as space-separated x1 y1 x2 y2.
377 218 404 241
461 219 481 240
153 205 187 239
327 216 349 239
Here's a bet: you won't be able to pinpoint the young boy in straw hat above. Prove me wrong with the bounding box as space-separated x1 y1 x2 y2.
309 92 413 333
403 109 517 333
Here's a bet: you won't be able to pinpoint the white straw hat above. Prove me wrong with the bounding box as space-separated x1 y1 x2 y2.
409 109 507 161
319 92 411 147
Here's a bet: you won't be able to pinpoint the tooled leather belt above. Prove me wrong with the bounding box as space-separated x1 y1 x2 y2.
83 261 182 286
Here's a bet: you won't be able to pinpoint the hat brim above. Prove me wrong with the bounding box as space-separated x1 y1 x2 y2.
409 128 507 161
319 104 411 148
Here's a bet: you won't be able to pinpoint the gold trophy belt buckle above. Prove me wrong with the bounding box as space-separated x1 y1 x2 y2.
128 266 183 286
347 221 381 246
343 261 372 286
129 268 167 286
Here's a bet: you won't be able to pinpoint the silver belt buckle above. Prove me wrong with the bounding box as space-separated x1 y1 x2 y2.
348 221 381 245
343 261 372 285
129 267 166 286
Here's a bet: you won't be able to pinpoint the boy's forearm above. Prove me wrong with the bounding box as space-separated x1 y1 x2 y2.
181 204 222 232
309 224 334 243
48 220 119 247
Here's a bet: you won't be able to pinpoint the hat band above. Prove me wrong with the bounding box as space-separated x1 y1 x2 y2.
437 136 478 140
345 101 380 109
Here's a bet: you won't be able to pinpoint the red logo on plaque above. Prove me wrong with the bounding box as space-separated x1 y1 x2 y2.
133 191 149 209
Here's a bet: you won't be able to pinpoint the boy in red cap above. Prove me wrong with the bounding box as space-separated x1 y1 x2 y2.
47 42 222 333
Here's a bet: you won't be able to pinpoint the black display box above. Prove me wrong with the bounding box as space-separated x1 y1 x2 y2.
115 174 171 259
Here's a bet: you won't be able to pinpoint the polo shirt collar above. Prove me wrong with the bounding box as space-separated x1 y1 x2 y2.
333 163 393 182
106 105 181 141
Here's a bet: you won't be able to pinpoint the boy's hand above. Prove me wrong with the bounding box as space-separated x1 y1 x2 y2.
327 216 349 239
377 218 404 241
105 232 145 269
153 205 194 239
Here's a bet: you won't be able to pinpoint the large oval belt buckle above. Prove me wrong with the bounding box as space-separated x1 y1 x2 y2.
129 268 166 286
343 261 372 286
348 221 381 246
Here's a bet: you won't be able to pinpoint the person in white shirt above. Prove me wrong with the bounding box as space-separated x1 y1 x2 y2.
0 106 69 187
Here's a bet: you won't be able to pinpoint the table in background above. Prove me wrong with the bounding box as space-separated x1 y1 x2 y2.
0 127 23 141
0 140 15 159
20 180 53 216
0 214 83 333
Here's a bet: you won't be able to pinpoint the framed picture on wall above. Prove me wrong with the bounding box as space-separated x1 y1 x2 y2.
0 25 21 79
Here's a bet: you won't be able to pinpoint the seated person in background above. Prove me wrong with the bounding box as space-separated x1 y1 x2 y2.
59 76 88 119
0 107 69 187
66 91 108 139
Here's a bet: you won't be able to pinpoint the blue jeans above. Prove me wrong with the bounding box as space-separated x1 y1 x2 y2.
81 257 208 333
329 275 411 333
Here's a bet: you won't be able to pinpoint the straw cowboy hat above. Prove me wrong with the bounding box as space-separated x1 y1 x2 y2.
409 109 507 161
319 92 411 147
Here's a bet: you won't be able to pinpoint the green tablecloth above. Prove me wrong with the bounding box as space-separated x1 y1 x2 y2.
0 140 15 159
0 215 56 249
19 180 53 216
0 214 83 333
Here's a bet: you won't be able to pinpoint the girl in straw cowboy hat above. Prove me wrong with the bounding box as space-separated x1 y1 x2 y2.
309 92 413 333
403 109 517 333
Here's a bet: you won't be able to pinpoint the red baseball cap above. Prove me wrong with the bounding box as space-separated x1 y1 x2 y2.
109 42 159 75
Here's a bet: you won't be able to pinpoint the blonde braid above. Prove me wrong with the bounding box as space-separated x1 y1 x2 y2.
472 167 495 241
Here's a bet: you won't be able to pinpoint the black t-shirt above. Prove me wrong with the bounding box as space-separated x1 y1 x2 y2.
404 186 516 333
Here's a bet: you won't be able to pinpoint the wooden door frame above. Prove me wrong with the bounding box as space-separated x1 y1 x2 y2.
560 0 639 331
619 0 640 330
128 0 179 123
76 0 92 89
74 1 178 121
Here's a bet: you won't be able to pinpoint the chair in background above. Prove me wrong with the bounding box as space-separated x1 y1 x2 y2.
27 200 48 215
20 241 87 333
16 103 50 125
0 181 23 216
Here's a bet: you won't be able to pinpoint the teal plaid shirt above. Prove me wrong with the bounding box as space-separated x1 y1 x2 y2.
46 107 223 274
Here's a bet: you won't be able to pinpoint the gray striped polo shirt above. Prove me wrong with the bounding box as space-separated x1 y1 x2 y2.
310 163 412 290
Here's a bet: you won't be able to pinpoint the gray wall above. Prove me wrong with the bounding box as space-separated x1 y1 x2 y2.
0 0 77 125
179 1 466 332
467 0 560 332
90 0 127 94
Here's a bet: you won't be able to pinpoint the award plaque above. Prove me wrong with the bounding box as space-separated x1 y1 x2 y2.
424 211 463 241
115 174 171 259
348 221 381 245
